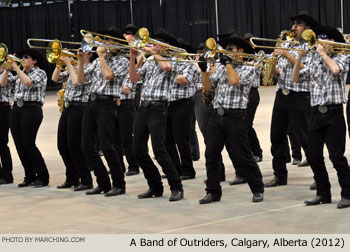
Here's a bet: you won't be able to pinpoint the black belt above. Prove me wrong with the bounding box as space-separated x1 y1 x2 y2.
141 100 168 108
120 99 134 105
277 89 309 96
15 100 42 108
169 98 190 104
312 104 343 114
64 101 86 108
215 107 245 116
89 94 116 101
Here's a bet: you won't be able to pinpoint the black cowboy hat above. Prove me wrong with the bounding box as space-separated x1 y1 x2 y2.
220 35 255 54
289 10 319 28
313 26 345 43
16 48 45 69
196 42 205 51
177 38 196 53
122 24 138 35
217 28 238 42
152 28 179 47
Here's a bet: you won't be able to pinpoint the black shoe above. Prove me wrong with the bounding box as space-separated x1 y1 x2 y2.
169 190 184 202
138 188 163 199
18 180 31 188
57 181 78 189
85 186 109 195
104 188 126 197
31 180 49 187
126 170 139 176
0 179 12 185
304 195 331 206
309 181 316 190
180 175 195 180
264 177 287 188
337 198 350 209
252 192 264 202
199 193 221 204
253 155 263 163
74 183 93 191
292 158 301 165
228 176 246 185
297 159 309 167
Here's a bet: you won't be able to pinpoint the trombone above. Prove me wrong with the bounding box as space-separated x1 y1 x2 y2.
0 43 26 70
80 30 130 53
27 39 78 69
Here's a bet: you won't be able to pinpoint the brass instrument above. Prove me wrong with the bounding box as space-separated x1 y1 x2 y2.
57 87 65 113
337 27 350 44
80 30 130 53
132 27 186 54
27 39 78 69
0 43 26 70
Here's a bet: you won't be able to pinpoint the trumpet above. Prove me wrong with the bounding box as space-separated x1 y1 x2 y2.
0 43 26 71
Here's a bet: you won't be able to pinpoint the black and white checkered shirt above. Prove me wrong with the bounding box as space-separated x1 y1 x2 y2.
169 62 198 101
299 52 349 106
137 56 180 101
0 70 11 103
57 65 91 103
8 67 47 104
120 78 136 100
84 55 129 97
276 42 311 92
210 63 255 109
251 66 261 88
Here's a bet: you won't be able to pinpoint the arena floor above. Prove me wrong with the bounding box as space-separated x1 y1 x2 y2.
1 86 350 234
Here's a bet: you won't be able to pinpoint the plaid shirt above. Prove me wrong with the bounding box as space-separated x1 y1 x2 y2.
276 42 311 92
120 78 136 100
251 66 261 88
84 55 129 97
137 56 180 101
299 52 349 106
57 65 91 103
0 70 11 103
210 63 255 109
8 67 47 104
169 62 198 101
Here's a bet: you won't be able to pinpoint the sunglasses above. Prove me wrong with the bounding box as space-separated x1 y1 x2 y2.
124 31 134 35
23 55 31 59
293 20 304 27
317 34 328 40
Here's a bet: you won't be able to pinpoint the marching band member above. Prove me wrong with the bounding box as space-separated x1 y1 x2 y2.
0 48 49 187
265 11 318 188
0 64 13 185
51 52 94 191
292 26 350 209
78 29 129 197
129 28 184 202
198 35 264 204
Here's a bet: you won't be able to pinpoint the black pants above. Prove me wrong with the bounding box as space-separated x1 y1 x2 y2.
308 106 350 199
166 98 195 177
205 109 264 196
0 104 13 182
189 95 200 160
57 103 92 185
115 100 139 173
193 90 226 180
246 87 263 158
346 90 350 138
133 102 182 191
285 128 302 161
10 104 49 183
81 100 125 190
270 90 310 181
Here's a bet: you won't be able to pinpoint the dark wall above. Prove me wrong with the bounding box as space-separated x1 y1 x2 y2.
0 0 348 85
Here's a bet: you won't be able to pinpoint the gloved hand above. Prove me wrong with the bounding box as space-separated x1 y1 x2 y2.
219 53 233 65
198 56 207 72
